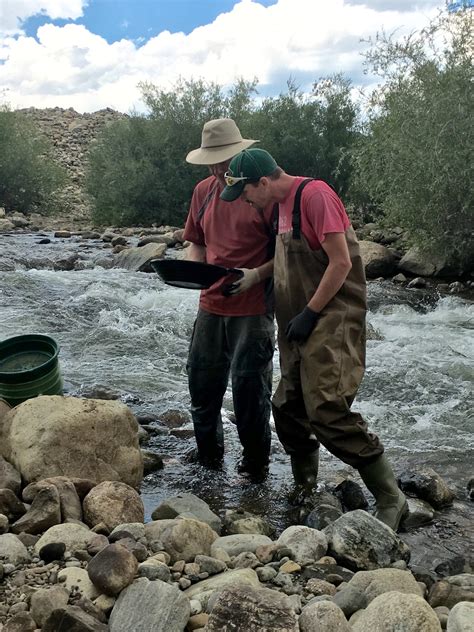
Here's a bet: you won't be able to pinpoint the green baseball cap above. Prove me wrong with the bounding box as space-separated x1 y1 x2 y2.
220 148 278 202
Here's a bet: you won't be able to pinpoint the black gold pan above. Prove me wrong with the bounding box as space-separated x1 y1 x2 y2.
150 259 243 290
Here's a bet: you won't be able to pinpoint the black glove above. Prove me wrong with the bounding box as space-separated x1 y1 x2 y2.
285 307 320 343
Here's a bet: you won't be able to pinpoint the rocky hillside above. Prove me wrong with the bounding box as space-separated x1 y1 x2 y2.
19 107 128 219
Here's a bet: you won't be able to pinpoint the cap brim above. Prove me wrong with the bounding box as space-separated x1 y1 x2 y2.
220 181 245 202
186 139 258 165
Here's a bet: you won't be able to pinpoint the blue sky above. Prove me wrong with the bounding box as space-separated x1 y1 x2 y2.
0 0 448 112
22 0 278 43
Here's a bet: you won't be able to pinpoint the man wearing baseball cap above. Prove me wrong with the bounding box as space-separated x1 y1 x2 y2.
221 148 408 531
182 121 276 480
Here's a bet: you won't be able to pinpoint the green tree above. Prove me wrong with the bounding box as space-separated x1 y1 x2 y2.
353 11 473 269
247 75 359 197
86 78 256 226
0 108 67 214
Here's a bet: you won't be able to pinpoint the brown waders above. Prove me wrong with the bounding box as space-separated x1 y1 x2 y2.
273 180 407 530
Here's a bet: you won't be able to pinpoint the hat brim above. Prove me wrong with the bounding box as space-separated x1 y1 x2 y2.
186 139 258 165
220 180 246 202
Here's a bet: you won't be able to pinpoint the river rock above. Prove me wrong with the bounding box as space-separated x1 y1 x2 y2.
39 542 66 562
0 488 26 520
113 242 167 272
352 591 442 631
223 509 274 536
346 568 423 605
299 600 351 632
305 505 343 530
42 604 108 631
211 534 273 558
334 480 368 510
145 517 218 563
30 585 70 627
23 476 96 502
403 497 435 528
151 493 221 533
0 512 9 533
194 554 227 575
110 522 145 541
0 396 143 488
83 480 144 530
137 234 176 247
359 241 397 278
428 580 474 609
398 247 444 277
0 456 21 495
22 477 83 522
0 219 15 231
138 560 171 582
447 601 474 631
399 468 455 508
277 526 328 564
324 510 410 570
58 567 100 600
34 523 95 555
0 533 29 565
109 577 190 632
87 542 138 595
206 584 298 631
184 567 261 601
3 612 37 631
11 484 61 534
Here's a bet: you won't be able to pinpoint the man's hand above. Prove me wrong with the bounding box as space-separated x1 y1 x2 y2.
285 307 320 343
227 268 261 295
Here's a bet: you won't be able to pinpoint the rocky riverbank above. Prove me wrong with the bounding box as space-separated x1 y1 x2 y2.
0 395 473 631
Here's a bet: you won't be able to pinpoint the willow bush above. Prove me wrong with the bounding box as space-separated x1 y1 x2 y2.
353 11 473 269
0 108 67 214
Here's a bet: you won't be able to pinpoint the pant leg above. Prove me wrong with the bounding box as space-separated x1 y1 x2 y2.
186 310 230 460
228 314 275 466
272 332 320 456
300 332 383 468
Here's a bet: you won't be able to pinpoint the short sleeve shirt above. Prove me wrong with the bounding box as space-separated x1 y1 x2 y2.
183 176 275 316
278 177 350 249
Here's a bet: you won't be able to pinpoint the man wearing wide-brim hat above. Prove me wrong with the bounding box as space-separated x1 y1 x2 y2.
182 119 276 480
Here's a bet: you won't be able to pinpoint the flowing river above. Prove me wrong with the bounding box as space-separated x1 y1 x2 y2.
1 231 473 567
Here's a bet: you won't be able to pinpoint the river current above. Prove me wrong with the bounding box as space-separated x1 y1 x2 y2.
1 232 473 553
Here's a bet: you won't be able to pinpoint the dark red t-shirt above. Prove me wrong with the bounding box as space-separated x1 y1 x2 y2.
183 176 275 316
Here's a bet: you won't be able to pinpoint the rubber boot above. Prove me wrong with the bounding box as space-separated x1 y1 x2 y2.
358 454 408 531
290 449 319 502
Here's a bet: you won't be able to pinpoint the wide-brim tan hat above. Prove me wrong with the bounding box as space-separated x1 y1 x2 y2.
186 118 258 165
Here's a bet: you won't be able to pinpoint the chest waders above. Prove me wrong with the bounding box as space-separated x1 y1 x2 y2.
273 179 407 530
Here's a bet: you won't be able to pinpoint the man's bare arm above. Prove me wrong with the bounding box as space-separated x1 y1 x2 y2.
186 243 207 263
307 232 352 313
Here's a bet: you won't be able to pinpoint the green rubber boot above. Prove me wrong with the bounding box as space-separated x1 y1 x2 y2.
358 454 409 531
290 449 319 497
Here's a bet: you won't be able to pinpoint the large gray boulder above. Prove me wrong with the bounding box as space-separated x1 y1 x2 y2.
83 481 144 530
346 568 423 605
34 523 95 555
447 601 474 631
276 526 327 564
352 591 441 631
206 584 298 631
151 493 221 533
113 242 166 272
109 578 190 632
0 533 30 566
184 568 261 601
299 600 351 632
359 241 397 278
0 396 143 488
145 517 218 563
324 510 410 570
211 534 273 558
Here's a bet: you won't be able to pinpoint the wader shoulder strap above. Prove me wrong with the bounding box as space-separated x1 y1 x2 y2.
292 178 314 240
256 203 279 258
197 181 219 222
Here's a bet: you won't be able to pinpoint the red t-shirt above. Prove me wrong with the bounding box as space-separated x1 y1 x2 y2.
183 176 275 316
278 177 350 249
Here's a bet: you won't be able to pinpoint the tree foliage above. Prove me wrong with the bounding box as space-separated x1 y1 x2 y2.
353 11 473 268
86 78 257 226
86 75 358 226
0 108 67 214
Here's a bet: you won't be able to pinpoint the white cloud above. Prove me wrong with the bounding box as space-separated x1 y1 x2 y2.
0 0 87 34
0 0 445 113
